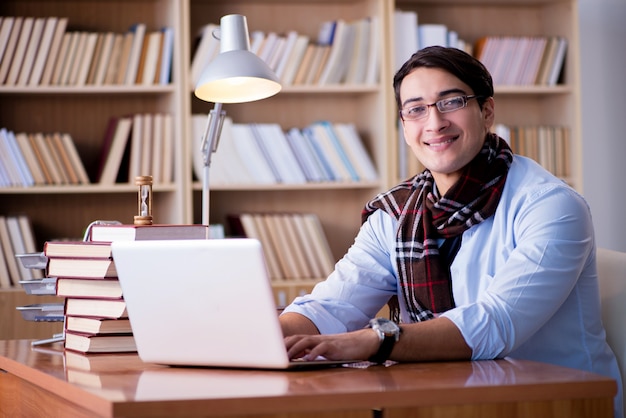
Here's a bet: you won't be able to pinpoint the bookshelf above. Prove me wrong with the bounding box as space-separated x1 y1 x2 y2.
0 0 581 339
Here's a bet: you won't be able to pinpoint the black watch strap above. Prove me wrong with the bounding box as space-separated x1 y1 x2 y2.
368 334 396 364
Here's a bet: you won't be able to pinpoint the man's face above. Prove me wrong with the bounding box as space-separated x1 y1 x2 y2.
399 67 495 193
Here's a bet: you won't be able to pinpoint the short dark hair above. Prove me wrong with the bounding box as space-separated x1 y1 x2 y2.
393 46 494 110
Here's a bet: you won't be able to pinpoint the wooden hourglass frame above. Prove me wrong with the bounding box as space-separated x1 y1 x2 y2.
134 175 153 225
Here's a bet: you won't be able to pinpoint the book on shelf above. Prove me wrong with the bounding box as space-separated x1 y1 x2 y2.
44 240 113 259
189 23 219 87
89 223 209 242
103 33 123 85
250 123 307 184
5 16 33 86
281 34 309 85
60 31 82 85
50 31 71 85
75 32 99 86
123 23 146 85
56 278 123 299
48 257 117 279
0 216 22 287
64 330 136 354
0 16 22 84
25 16 56 86
97 116 133 185
85 33 104 85
0 17 15 75
65 297 128 319
39 17 68 86
228 212 334 280
44 133 71 184
393 10 419 73
230 124 277 184
345 18 371 84
158 26 173 85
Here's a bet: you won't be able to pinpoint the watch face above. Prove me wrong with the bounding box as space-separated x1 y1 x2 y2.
372 318 399 334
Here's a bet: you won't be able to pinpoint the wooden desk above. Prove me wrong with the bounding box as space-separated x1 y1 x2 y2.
0 339 617 418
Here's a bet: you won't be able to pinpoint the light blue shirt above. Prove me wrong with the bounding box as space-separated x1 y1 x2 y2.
283 155 623 417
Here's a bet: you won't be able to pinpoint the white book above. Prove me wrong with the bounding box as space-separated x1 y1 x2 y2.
0 128 24 186
547 37 567 86
158 27 174 85
281 34 309 85
418 23 448 49
39 17 68 86
17 215 43 279
333 21 358 84
364 15 380 85
150 113 164 183
161 113 174 183
50 31 71 85
273 30 298 80
127 113 143 180
0 216 23 287
285 127 324 182
317 19 348 85
124 23 146 85
45 133 70 184
267 35 287 72
308 123 352 182
99 117 133 185
345 18 371 84
314 121 359 181
15 132 46 185
0 16 22 84
248 123 282 182
6 17 34 85
27 17 58 85
334 123 378 181
140 113 153 176
93 32 115 85
75 32 99 86
17 16 44 85
249 30 265 55
60 133 90 184
5 129 34 186
189 23 219 88
59 31 80 85
141 31 162 85
213 117 255 184
393 10 418 73
301 126 334 181
0 17 15 69
253 123 307 184
230 124 276 184
68 32 88 85
103 33 124 85
257 32 279 65
6 216 32 281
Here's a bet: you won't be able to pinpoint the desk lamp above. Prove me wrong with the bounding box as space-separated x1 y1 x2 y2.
194 14 281 229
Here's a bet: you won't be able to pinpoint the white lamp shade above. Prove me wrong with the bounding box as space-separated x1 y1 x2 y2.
194 14 281 103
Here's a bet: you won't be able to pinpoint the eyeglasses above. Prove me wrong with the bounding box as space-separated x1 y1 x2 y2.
399 95 482 121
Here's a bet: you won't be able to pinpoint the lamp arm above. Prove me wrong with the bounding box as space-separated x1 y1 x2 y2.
200 102 226 228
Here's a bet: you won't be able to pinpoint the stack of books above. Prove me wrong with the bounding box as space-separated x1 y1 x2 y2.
44 223 208 354
44 240 136 354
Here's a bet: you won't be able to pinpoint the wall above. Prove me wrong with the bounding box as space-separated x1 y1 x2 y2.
579 0 626 252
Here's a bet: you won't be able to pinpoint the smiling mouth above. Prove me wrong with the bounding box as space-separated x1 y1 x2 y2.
426 136 458 147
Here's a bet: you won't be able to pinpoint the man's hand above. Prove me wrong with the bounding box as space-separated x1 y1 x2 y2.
285 328 380 361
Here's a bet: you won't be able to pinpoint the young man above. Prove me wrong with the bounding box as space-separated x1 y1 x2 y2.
279 46 622 415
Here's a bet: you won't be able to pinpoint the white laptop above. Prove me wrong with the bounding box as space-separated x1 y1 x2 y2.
111 238 357 370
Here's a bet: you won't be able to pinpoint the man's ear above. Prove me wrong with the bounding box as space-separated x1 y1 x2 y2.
482 96 495 129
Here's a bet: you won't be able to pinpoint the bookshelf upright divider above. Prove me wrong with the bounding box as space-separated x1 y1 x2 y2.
0 0 581 340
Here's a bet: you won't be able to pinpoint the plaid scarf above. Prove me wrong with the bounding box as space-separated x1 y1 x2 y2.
362 133 513 322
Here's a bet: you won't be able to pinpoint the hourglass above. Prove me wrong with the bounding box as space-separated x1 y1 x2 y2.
134 175 153 225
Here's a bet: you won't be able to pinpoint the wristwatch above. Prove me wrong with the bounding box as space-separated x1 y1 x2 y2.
368 317 401 364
